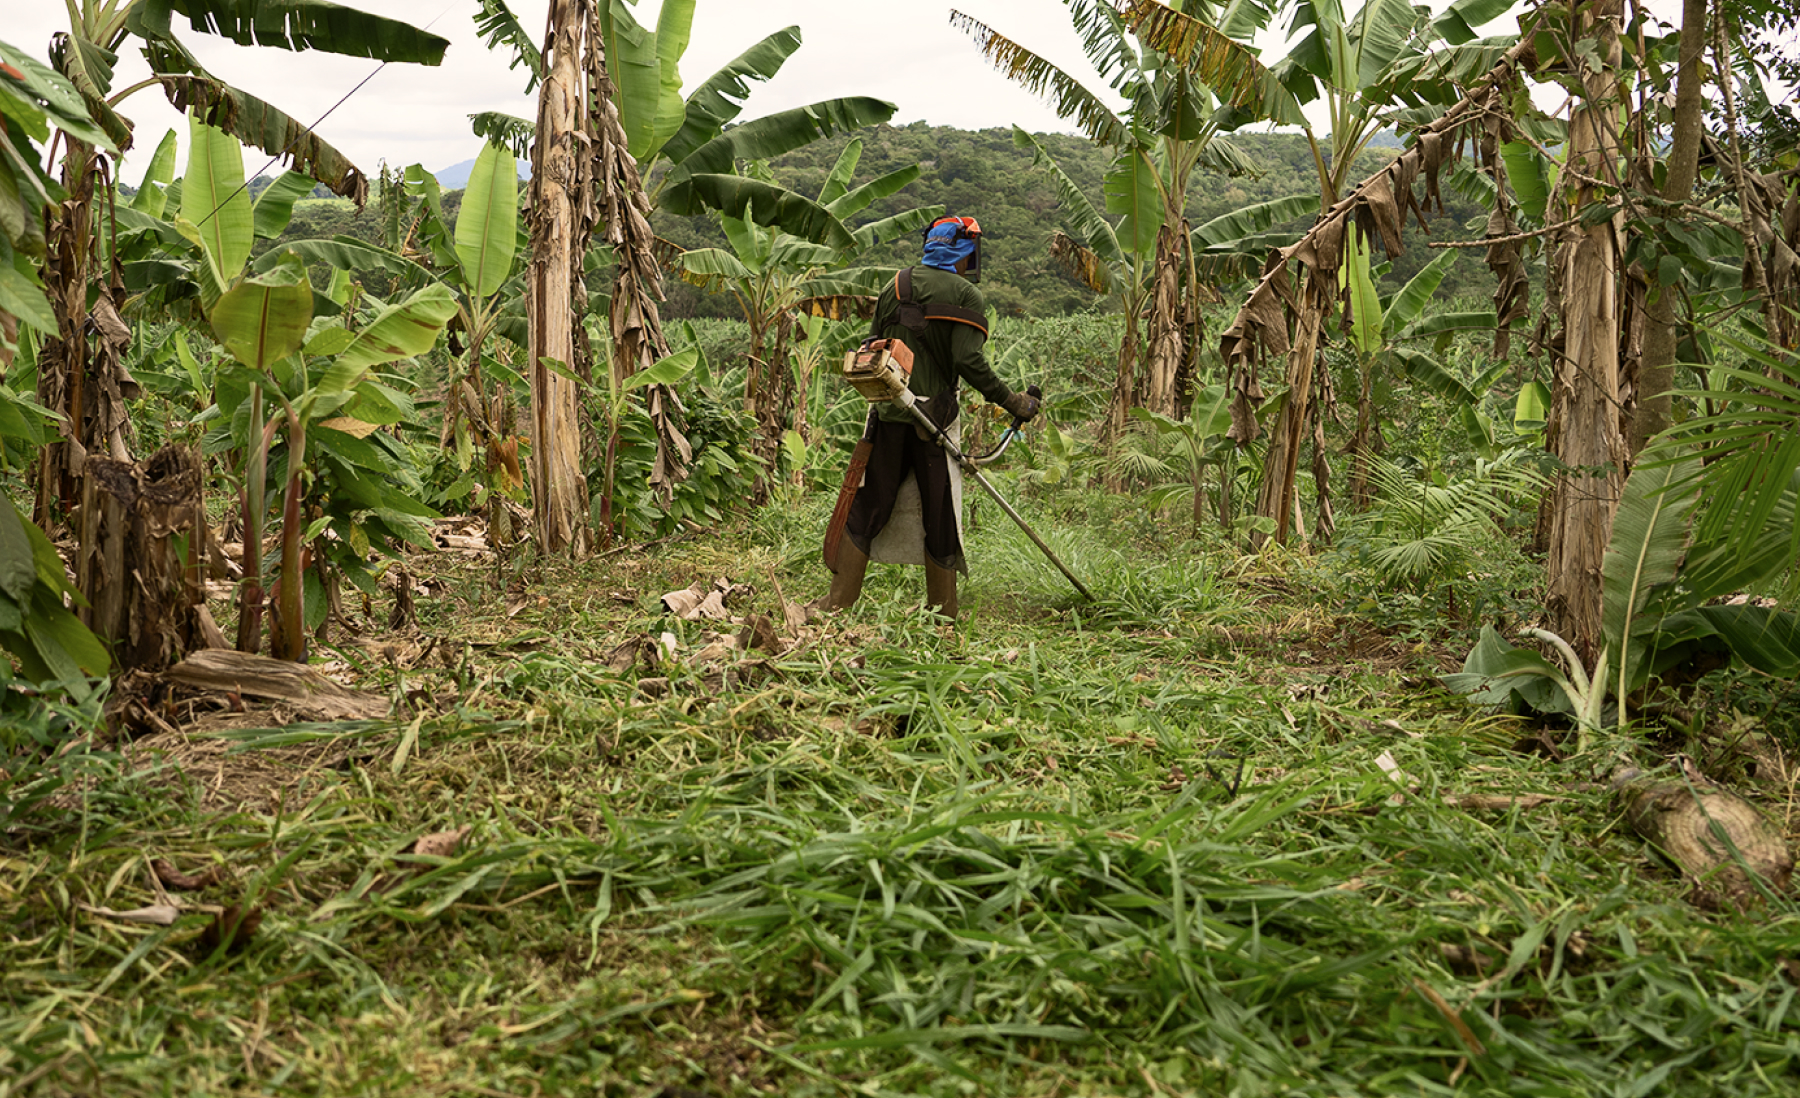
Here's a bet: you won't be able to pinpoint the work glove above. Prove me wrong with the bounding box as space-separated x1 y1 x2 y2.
1001 389 1041 423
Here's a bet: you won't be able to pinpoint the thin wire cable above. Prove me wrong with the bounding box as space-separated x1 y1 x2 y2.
193 1 457 228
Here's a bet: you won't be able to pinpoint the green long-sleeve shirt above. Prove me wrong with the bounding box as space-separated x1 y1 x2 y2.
868 265 1015 424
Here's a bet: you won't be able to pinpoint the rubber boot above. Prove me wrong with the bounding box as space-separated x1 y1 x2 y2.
817 539 870 612
924 560 959 622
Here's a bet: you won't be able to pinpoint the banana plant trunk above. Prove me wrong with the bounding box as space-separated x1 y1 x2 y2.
747 313 795 501
526 0 595 556
590 0 691 512
269 411 308 662
1142 222 1185 416
1253 272 1332 547
1545 0 1628 664
35 141 134 523
1349 357 1378 511
1105 308 1142 452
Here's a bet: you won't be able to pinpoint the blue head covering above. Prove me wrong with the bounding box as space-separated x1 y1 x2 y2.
922 220 978 272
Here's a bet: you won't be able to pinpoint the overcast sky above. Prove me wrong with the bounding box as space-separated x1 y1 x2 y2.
8 0 1687 188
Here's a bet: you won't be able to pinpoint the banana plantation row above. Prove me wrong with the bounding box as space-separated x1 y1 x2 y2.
2 0 1799 731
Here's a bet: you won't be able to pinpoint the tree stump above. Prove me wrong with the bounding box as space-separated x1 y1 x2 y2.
1620 761 1794 910
81 445 210 674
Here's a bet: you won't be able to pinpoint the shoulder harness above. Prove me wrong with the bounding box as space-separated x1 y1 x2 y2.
895 268 988 337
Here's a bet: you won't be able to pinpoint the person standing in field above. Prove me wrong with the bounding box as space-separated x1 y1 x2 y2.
816 215 1040 621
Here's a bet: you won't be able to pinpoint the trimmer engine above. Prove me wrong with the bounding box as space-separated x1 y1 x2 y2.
842 338 915 403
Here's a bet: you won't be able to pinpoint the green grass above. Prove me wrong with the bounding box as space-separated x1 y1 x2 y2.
4 489 1798 1097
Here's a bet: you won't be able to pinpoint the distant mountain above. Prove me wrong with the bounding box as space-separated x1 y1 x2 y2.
433 157 531 190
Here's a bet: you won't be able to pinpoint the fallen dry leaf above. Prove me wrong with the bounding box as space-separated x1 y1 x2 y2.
153 859 225 891
737 613 781 655
1374 750 1410 804
198 904 263 954
79 903 184 925
408 827 471 858
1443 793 1561 812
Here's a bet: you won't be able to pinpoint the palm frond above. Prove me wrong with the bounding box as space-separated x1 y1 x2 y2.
1107 426 1177 485
474 0 544 93
949 10 1129 146
1358 451 1544 584
1655 328 1800 577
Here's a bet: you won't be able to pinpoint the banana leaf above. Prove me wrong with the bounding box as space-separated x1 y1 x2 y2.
816 140 862 208
181 114 252 285
1601 457 1701 697
251 170 316 239
252 235 433 287
682 175 854 250
469 112 534 159
474 0 544 91
598 0 663 163
455 141 519 299
1014 127 1122 267
1442 624 1574 715
659 97 897 214
827 166 922 220
0 39 113 149
1384 250 1457 332
130 129 181 216
139 0 449 64
660 26 803 167
1103 144 1164 260
210 253 312 370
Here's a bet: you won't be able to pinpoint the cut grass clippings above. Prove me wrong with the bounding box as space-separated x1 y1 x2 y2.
3 487 1799 1097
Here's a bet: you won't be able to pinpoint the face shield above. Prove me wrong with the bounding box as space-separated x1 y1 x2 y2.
922 216 983 282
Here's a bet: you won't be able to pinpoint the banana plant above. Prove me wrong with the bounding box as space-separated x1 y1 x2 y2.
469 0 895 246
1448 456 1800 743
1335 224 1502 508
1131 383 1236 531
676 143 938 490
391 145 527 521
957 0 1263 429
179 118 453 659
0 51 109 687
1118 0 1519 538
30 0 448 528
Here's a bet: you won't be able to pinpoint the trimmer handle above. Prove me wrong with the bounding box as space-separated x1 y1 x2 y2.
1011 384 1043 430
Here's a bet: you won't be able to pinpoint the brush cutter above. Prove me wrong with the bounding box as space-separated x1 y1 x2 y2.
832 338 1093 601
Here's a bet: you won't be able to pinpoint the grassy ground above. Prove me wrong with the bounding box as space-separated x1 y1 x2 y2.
4 479 1799 1097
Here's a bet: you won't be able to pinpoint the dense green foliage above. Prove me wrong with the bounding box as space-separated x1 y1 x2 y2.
254 123 1490 323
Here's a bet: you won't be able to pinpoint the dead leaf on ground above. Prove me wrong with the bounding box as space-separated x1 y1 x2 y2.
197 903 262 954
1374 750 1411 804
737 613 781 655
1443 793 1561 812
407 827 471 859
79 903 184 925
660 576 751 621
153 859 225 891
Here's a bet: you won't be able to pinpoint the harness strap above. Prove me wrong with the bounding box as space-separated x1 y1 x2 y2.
894 268 989 337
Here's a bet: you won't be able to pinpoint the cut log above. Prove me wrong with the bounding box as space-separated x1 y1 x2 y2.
1620 765 1794 910
164 649 389 721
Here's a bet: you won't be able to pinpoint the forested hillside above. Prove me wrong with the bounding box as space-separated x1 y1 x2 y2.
264 122 1496 320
